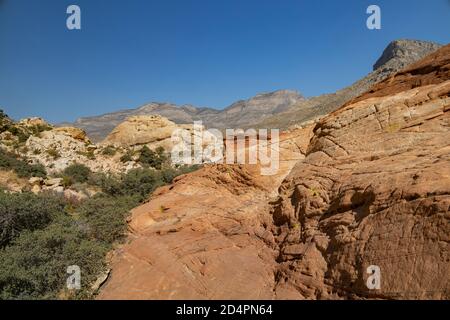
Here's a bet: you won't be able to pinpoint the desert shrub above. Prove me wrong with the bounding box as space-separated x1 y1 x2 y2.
15 162 47 178
16 131 29 144
20 146 29 154
119 150 133 163
138 146 167 170
0 218 108 300
0 109 7 120
0 192 65 247
86 172 107 187
46 148 60 159
87 172 121 196
61 176 73 188
159 165 199 184
5 125 20 136
101 145 117 157
28 124 52 136
0 149 46 178
62 163 92 184
76 150 96 160
98 166 200 200
119 168 164 201
76 194 140 244
0 191 125 299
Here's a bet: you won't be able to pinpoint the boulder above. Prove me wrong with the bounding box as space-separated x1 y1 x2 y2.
17 117 49 128
44 178 63 187
64 189 88 202
52 127 90 143
31 184 41 194
103 115 199 151
28 177 44 185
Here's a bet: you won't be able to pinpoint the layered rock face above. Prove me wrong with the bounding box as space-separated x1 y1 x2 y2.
98 44 450 300
271 45 450 299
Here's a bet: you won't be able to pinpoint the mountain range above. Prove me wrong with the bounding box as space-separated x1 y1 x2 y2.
64 39 442 142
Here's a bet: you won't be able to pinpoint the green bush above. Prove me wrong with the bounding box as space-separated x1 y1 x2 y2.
0 191 129 299
101 146 117 157
61 176 73 188
0 192 66 247
119 150 133 163
28 124 52 136
0 219 108 300
0 148 47 178
76 194 140 244
138 146 166 170
76 150 96 160
121 168 164 200
86 172 107 186
62 164 92 184
98 166 199 201
0 109 7 121
160 165 199 184
46 148 60 159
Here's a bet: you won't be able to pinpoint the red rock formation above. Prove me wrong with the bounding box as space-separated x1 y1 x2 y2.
99 45 450 300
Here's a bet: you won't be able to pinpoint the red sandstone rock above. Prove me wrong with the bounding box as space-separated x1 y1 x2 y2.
99 45 450 300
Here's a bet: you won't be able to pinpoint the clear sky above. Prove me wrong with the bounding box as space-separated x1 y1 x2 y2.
0 0 449 123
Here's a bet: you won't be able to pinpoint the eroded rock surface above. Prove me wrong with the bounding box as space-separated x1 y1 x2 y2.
99 45 450 300
103 115 199 150
98 128 313 300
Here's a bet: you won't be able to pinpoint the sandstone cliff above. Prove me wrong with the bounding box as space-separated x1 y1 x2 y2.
98 44 450 300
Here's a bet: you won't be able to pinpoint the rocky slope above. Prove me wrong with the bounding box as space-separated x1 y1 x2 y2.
373 39 442 71
65 39 440 141
98 44 450 300
1 115 134 176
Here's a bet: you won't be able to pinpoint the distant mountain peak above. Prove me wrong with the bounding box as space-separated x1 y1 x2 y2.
373 39 442 71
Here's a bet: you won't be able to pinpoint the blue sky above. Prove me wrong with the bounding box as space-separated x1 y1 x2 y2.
0 0 449 123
